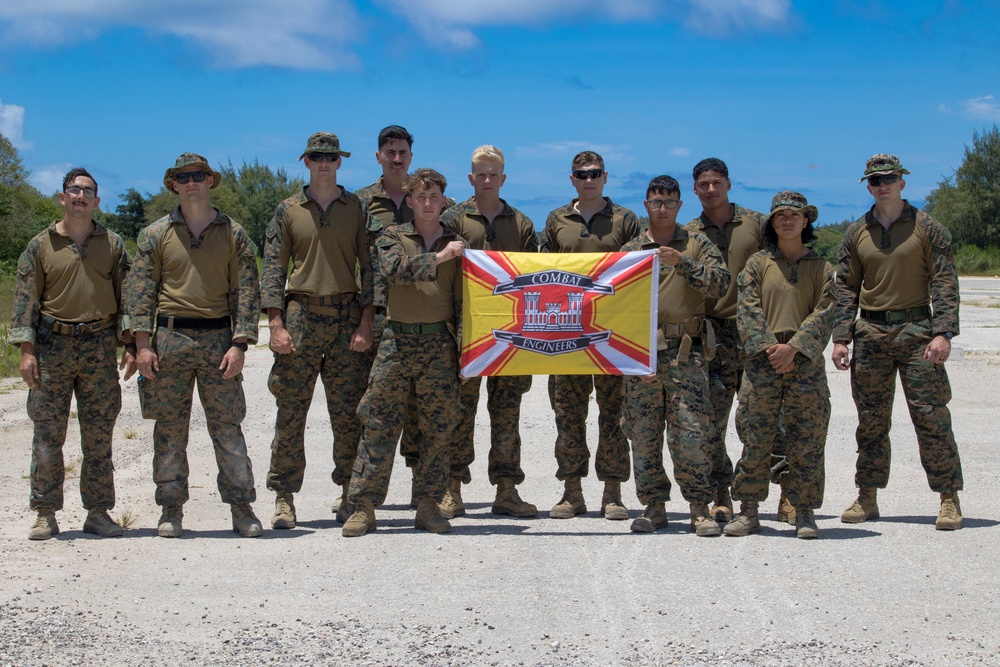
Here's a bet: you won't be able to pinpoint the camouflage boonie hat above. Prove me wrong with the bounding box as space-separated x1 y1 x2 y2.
299 132 351 160
163 152 222 191
763 190 818 226
859 153 910 183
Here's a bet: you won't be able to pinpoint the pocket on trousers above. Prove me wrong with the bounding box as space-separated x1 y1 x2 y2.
138 375 166 420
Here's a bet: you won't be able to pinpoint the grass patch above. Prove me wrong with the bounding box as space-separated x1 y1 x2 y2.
116 505 137 530
956 245 1000 275
0 273 18 379
123 428 139 439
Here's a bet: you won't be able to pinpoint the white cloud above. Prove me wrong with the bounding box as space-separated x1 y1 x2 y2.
380 0 785 49
670 147 690 157
0 1 363 70
515 141 632 165
0 98 27 147
683 0 792 37
30 163 73 196
962 95 1000 121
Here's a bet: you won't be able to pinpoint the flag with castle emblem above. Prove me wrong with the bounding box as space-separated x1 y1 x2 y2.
461 249 658 376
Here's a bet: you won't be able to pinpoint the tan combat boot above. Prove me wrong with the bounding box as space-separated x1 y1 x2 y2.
601 481 629 520
491 478 538 517
157 506 183 538
28 509 59 541
82 510 124 537
796 507 819 539
231 503 263 538
549 477 586 519
776 480 796 524
415 498 452 534
723 501 760 536
271 493 296 529
711 485 734 522
437 478 465 519
630 502 667 533
690 502 722 536
840 487 879 523
410 472 419 509
335 484 355 524
935 492 962 531
330 483 348 514
342 498 376 537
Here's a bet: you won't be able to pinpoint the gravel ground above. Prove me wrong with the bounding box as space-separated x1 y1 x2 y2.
1 279 998 666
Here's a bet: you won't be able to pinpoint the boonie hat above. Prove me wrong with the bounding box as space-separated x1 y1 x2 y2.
299 132 351 160
163 152 222 190
859 153 911 183
763 190 818 226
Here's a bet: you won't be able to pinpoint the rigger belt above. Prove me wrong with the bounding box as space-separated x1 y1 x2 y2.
657 317 714 363
156 315 231 330
44 316 115 336
288 293 358 318
860 305 931 324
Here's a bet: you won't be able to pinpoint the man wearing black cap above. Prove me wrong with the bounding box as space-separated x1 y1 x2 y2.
832 154 963 530
260 132 375 529
127 152 263 538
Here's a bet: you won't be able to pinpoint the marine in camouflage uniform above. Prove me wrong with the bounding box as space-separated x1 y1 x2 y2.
620 175 730 536
437 145 539 518
128 153 263 538
540 151 643 520
832 154 963 530
261 133 375 528
9 168 134 540
344 168 464 536
355 126 454 482
684 157 768 522
727 192 835 539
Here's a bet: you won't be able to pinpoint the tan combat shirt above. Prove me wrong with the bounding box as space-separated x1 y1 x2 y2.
378 223 463 327
541 198 642 253
259 187 372 311
442 197 538 253
685 204 764 320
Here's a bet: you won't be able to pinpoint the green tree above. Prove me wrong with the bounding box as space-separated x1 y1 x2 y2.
217 159 304 254
926 125 1000 248
111 187 147 240
0 133 51 265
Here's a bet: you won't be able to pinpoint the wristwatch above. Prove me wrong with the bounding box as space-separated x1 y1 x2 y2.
940 332 954 341
231 341 249 352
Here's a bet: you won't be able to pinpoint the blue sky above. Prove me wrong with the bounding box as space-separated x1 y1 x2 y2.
2 0 998 229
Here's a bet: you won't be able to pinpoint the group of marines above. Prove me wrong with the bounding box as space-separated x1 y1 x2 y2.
10 123 964 542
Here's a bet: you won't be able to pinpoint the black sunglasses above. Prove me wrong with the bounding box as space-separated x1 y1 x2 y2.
867 174 899 187
572 168 604 180
174 171 208 184
307 153 340 163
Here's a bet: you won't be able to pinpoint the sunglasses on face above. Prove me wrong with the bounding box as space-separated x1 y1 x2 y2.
65 186 97 198
572 168 604 181
307 153 339 163
868 174 899 187
174 171 208 184
646 199 680 210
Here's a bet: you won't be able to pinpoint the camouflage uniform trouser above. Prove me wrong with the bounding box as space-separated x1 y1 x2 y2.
733 353 829 509
705 324 742 490
371 308 420 468
547 374 629 482
622 347 714 505
28 329 120 511
449 375 532 485
266 302 369 493
138 326 256 507
348 330 459 506
850 317 962 492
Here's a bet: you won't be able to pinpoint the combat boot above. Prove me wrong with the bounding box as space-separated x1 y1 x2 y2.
335 485 355 525
776 480 796 524
28 509 59 541
271 493 296 530
630 502 667 533
342 498 376 537
723 501 760 536
711 485 734 522
935 492 962 531
330 483 348 514
157 506 183 538
82 510 124 537
690 502 722 536
410 473 419 509
491 478 537 517
438 478 465 519
231 503 263 538
840 487 879 523
549 477 586 519
601 481 628 520
415 498 452 534
796 507 819 539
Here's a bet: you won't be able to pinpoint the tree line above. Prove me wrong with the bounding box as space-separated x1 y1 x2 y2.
2 126 999 270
